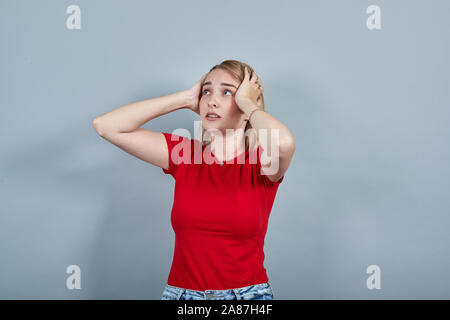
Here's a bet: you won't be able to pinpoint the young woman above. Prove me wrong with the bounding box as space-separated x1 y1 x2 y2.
92 60 296 300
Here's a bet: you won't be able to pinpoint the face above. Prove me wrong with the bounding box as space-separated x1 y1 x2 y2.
199 68 248 137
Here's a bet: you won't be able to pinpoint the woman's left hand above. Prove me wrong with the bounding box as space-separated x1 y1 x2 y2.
235 66 264 112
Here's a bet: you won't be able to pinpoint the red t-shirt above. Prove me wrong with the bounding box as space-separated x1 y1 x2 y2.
161 132 284 291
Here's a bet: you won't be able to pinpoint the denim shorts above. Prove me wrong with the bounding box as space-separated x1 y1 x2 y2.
161 282 274 300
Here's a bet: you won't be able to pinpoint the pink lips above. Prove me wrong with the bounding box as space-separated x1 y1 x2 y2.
206 112 221 120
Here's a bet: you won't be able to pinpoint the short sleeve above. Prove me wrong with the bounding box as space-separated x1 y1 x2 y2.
161 132 190 179
256 145 285 187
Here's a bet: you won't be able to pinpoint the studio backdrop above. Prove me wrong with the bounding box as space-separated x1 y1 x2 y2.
1 0 449 299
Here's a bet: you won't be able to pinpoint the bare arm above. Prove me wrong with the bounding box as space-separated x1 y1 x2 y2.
245 106 296 183
92 87 201 170
92 91 190 136
236 67 296 183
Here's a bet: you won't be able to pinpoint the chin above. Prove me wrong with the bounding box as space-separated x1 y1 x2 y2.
202 122 224 134
203 117 221 125
203 124 221 131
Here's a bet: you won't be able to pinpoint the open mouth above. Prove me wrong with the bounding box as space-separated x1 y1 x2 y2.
206 112 221 120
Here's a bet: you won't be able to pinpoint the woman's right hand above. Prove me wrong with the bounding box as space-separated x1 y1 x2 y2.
184 72 209 115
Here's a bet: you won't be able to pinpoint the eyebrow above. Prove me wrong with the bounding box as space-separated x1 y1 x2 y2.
202 81 237 89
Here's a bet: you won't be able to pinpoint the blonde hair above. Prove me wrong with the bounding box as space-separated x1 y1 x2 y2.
201 59 265 153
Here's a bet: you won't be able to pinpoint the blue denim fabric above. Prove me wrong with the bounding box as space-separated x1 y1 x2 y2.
161 282 274 300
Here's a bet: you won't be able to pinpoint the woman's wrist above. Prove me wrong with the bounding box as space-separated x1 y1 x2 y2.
247 107 263 122
173 90 193 109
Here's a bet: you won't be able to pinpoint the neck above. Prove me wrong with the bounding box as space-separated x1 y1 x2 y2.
209 129 246 162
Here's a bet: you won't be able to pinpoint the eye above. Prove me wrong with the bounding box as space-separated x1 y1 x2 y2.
203 89 233 95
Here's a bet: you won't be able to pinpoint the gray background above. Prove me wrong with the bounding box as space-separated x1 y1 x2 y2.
1 0 449 299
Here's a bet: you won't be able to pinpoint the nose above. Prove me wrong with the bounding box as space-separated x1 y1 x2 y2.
206 91 220 107
208 97 218 108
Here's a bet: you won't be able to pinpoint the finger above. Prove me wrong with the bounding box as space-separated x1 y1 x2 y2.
252 73 259 84
247 66 255 82
244 66 250 81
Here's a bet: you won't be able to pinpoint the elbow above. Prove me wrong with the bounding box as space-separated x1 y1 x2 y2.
92 117 107 137
279 134 296 156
